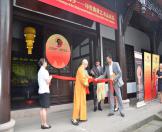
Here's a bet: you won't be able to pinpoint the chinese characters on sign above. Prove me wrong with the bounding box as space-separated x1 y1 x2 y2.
38 0 118 29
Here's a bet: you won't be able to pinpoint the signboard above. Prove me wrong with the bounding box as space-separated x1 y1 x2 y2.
144 52 152 101
38 0 118 29
46 34 71 69
134 51 144 101
151 54 160 99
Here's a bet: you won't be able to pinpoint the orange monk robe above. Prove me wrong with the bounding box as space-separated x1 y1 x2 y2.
72 65 89 121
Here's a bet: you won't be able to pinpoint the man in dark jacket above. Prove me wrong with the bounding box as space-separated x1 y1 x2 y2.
90 60 103 112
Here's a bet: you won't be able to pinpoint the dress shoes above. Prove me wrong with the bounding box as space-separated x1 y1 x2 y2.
108 113 114 116
71 119 79 126
41 125 51 129
120 112 125 117
94 106 97 112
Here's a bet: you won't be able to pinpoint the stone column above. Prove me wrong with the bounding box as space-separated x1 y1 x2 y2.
115 15 127 99
0 0 15 131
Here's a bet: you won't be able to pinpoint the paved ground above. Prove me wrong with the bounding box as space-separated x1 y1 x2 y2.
14 100 162 132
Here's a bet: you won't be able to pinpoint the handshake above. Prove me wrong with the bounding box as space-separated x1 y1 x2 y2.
93 73 116 83
90 78 114 84
89 70 116 83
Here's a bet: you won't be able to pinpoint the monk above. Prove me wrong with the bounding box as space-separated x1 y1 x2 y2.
71 59 90 126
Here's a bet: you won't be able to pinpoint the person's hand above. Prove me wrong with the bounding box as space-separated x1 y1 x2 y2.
94 78 98 83
110 76 114 81
89 76 93 79
110 77 115 84
91 71 95 76
84 82 89 87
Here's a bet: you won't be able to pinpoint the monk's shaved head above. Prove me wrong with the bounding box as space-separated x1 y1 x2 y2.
82 59 88 68
82 59 88 64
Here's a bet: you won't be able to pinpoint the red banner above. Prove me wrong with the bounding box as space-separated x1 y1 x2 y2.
151 54 160 99
144 52 152 101
38 0 118 29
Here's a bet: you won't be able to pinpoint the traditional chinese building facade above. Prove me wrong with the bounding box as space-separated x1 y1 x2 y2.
0 0 162 131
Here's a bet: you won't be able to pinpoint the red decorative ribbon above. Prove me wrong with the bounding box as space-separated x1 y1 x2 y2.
88 78 114 94
52 75 114 94
52 75 76 81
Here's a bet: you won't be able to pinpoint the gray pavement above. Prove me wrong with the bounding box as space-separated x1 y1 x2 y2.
14 100 162 132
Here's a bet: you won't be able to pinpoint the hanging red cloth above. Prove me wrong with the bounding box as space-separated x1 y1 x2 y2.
52 75 114 94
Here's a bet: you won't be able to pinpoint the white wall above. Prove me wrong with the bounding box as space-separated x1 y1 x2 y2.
125 26 150 52
100 25 150 52
125 26 151 93
100 24 115 65
99 25 150 94
100 24 115 40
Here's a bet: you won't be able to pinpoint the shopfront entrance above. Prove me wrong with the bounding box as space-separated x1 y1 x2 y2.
11 7 97 109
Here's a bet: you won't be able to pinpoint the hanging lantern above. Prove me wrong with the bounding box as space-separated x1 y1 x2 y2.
24 27 36 54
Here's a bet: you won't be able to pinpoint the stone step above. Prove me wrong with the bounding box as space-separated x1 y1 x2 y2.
133 120 162 132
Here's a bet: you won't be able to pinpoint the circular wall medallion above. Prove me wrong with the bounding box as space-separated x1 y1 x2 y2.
46 34 71 68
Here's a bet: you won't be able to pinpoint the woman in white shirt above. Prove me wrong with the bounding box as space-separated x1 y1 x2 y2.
38 58 52 129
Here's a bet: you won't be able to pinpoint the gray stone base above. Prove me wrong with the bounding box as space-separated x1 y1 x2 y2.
0 119 15 132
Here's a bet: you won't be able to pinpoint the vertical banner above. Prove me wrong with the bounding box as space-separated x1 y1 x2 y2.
134 51 144 101
151 54 160 99
144 52 152 101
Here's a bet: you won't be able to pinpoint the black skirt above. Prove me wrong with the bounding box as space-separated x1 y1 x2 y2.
39 93 50 108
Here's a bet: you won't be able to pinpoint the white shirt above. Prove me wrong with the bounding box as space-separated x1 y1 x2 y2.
109 61 113 76
38 66 50 94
